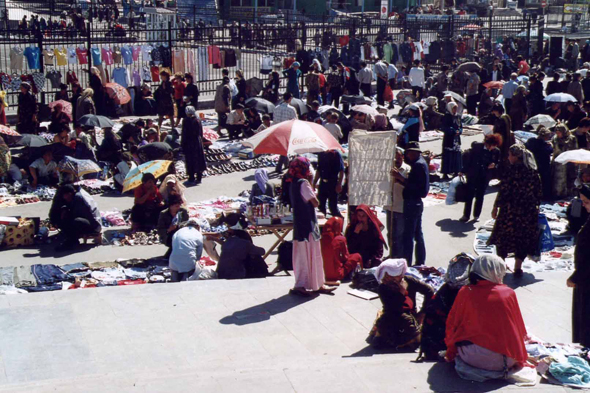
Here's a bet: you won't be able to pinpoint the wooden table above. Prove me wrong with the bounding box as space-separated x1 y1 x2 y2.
251 223 293 260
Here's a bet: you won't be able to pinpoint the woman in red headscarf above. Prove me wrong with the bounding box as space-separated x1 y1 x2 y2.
345 205 387 268
321 217 362 283
287 157 335 296
48 103 71 134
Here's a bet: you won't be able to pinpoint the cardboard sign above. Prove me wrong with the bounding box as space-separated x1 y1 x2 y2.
348 130 396 207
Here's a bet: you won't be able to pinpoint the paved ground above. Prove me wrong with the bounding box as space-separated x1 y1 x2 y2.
0 107 579 391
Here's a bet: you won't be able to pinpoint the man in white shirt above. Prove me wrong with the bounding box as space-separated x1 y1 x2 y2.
357 61 373 98
374 59 389 106
226 103 248 140
169 218 203 282
408 60 425 100
502 73 519 114
274 92 298 173
29 150 58 188
323 113 343 140
385 147 410 258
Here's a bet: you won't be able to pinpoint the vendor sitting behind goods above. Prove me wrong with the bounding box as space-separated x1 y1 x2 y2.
131 173 165 232
345 205 387 268
49 184 101 252
159 174 187 205
29 150 59 188
208 212 268 280
169 218 203 282
250 168 274 204
158 194 189 253
113 152 137 192
367 258 434 351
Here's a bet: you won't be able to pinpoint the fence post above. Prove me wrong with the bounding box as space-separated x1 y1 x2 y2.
525 15 531 62
86 22 92 75
168 21 173 51
238 20 242 50
537 14 545 59
37 30 45 105
488 13 493 50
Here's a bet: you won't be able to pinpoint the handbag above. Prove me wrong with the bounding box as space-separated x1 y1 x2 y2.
455 176 469 203
351 269 379 292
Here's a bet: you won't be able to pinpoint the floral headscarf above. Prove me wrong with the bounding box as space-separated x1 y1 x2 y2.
286 157 311 183
509 144 537 170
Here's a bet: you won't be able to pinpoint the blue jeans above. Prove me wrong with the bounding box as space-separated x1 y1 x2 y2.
403 200 426 266
386 210 404 258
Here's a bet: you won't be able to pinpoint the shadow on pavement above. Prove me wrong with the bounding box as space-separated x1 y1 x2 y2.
344 345 408 358
427 361 510 392
503 272 544 290
22 242 98 259
242 174 255 181
219 293 316 326
435 218 476 238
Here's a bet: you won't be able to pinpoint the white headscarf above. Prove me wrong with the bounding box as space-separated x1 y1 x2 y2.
471 255 506 284
446 101 458 115
375 259 408 283
185 106 197 117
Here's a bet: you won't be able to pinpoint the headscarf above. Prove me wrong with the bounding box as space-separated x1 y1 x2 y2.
286 157 311 183
373 114 388 130
312 58 322 71
321 216 344 248
21 82 31 91
159 174 187 204
446 101 458 115
349 204 387 247
375 258 408 283
445 253 473 288
185 106 196 117
80 88 94 101
471 254 506 285
554 123 571 138
254 168 269 192
425 96 438 107
509 144 537 170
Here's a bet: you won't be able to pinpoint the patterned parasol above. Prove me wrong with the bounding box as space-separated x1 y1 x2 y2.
0 125 21 137
58 156 101 177
122 160 173 193
48 100 73 121
105 82 131 105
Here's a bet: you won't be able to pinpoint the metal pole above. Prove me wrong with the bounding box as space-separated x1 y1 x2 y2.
37 29 45 104
255 0 258 23
86 22 92 76
525 15 531 62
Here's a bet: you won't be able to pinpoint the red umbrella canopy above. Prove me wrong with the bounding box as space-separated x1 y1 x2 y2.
105 82 131 105
483 81 505 89
242 119 343 156
48 100 73 121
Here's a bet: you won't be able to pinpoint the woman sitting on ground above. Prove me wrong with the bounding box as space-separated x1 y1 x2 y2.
48 103 71 134
131 173 165 232
368 258 434 351
113 152 137 192
321 216 362 283
159 174 187 205
445 255 529 382
249 168 274 204
345 204 387 268
157 194 189 256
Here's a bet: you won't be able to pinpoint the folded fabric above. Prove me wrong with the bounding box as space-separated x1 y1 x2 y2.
23 284 63 292
123 267 148 279
14 266 37 288
549 356 590 387
87 261 119 270
0 285 27 295
61 263 88 273
31 264 70 286
0 266 15 286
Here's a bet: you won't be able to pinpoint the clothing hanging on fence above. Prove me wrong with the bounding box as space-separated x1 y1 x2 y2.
219 50 226 68
113 46 122 64
90 47 101 65
208 45 220 67
260 55 273 74
224 49 237 67
187 49 196 76
9 73 21 91
102 47 113 65
66 71 78 85
24 47 41 70
150 66 160 82
159 45 172 68
112 67 129 88
10 47 24 70
150 47 162 65
121 45 133 65
132 45 141 62
196 47 209 82
76 47 89 65
141 45 153 62
141 66 152 82
67 47 77 65
32 72 45 92
42 49 54 67
46 70 62 89
54 48 67 66
172 49 185 74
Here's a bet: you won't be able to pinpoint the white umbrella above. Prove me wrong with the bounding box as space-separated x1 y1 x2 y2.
524 114 557 129
443 91 467 107
517 29 550 40
351 105 379 116
555 149 590 164
544 93 577 103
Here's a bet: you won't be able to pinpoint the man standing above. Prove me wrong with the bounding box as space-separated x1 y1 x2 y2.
466 71 481 116
214 77 231 137
391 141 429 266
385 147 410 258
374 59 388 106
312 149 344 218
358 61 373 98
409 60 426 100
502 73 519 114
273 92 298 173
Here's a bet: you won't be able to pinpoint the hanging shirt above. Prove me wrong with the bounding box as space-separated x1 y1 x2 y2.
67 47 77 64
101 47 113 65
76 47 89 65
208 45 220 66
260 55 273 74
141 45 153 62
10 48 24 70
141 66 152 82
112 67 129 88
197 47 209 82
113 46 122 64
151 47 162 65
90 47 101 65
32 72 45 92
172 49 185 74
66 71 78 85
46 70 62 89
121 46 133 65
132 45 141 62
42 49 55 66
23 47 41 70
54 48 68 66
150 66 160 82
133 69 141 87
187 49 196 76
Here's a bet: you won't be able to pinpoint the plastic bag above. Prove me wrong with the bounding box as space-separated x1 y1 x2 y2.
537 213 555 254
445 176 466 205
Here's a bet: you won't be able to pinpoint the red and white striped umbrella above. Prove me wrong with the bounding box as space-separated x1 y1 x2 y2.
203 127 219 142
243 119 343 155
0 124 21 137
105 82 131 105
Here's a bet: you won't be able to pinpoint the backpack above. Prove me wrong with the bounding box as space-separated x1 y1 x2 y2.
306 73 320 91
277 241 293 271
351 269 379 292
327 72 342 89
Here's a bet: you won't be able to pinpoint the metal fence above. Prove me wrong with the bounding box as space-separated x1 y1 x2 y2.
0 13 537 110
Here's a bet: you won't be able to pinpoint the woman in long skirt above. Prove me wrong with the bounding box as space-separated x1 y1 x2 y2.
287 157 335 296
441 102 463 179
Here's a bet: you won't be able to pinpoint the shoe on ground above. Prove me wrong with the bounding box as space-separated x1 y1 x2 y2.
459 215 469 222
472 216 480 222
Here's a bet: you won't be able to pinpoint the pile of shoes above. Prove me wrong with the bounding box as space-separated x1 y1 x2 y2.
204 156 278 177
205 149 231 163
247 227 287 238
120 230 161 246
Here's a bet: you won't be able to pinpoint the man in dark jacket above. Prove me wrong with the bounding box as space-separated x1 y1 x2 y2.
526 127 554 200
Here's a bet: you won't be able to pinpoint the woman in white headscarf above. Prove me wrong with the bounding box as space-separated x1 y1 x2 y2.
368 258 434 350
249 168 274 204
445 255 529 382
488 144 542 276
159 174 187 205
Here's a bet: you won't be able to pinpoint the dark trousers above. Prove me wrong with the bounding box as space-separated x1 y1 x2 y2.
376 78 386 106
360 83 372 97
185 159 203 183
411 86 424 100
318 179 342 217
504 98 513 114
386 210 404 258
171 269 195 282
216 112 228 133
61 217 99 243
330 88 342 108
466 94 478 116
463 177 488 219
275 155 289 173
227 124 246 140
403 200 426 266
